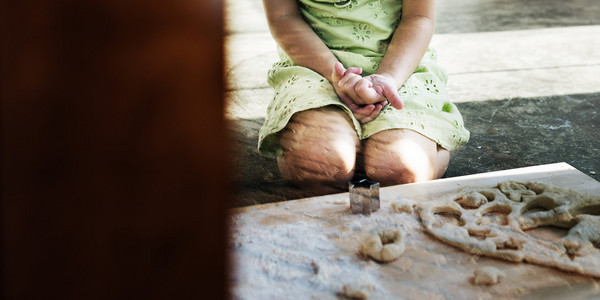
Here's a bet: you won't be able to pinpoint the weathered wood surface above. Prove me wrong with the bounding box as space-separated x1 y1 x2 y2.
229 163 600 299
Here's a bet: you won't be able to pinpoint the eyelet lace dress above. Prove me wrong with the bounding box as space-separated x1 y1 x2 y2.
258 0 470 157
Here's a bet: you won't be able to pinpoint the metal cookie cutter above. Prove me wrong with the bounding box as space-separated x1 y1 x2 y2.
348 179 380 215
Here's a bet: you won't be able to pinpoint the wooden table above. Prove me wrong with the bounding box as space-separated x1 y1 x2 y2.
229 163 600 299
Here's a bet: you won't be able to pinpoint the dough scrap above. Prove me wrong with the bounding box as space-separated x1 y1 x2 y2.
391 198 416 213
473 267 504 285
418 181 600 277
341 284 374 299
359 229 406 263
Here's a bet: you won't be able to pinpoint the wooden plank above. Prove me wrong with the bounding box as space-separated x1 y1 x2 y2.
229 163 600 299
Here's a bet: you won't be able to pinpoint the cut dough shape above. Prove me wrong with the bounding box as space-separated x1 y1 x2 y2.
455 192 488 209
359 229 406 263
418 181 600 277
473 267 504 285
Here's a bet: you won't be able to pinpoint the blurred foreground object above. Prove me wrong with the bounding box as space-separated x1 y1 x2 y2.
1 0 228 298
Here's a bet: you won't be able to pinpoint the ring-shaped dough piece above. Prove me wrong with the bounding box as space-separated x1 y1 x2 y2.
360 229 406 263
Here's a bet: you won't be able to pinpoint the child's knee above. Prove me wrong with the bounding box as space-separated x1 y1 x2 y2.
277 148 355 193
277 107 359 192
278 145 355 182
363 129 437 186
364 160 423 186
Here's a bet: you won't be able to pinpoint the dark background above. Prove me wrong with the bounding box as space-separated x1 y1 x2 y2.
2 0 228 298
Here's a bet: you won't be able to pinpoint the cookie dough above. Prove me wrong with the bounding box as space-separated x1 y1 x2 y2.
473 267 505 285
418 181 600 277
359 229 406 263
391 198 416 214
341 284 374 299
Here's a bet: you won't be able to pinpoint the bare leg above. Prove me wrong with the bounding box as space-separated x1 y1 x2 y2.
278 106 360 194
363 129 449 186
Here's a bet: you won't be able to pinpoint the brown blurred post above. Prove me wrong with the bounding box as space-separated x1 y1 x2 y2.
1 0 228 298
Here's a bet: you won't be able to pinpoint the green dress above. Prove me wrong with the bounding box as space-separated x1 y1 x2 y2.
258 0 470 157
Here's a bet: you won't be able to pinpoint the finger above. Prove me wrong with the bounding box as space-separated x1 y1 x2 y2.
339 98 371 123
338 73 361 89
361 102 385 123
370 102 383 116
356 116 372 124
344 74 362 90
357 113 377 124
344 67 362 76
338 93 360 110
352 103 376 116
343 76 365 104
343 101 370 117
381 83 404 110
332 62 346 82
354 111 372 124
355 79 384 103
366 103 382 119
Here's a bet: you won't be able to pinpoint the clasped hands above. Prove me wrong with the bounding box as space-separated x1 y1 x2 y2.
331 62 404 124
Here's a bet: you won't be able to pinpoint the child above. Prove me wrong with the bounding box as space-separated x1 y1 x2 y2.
258 0 469 193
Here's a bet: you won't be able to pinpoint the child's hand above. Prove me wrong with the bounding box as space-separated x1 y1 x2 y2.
331 62 403 124
332 62 385 123
356 74 404 110
332 62 366 104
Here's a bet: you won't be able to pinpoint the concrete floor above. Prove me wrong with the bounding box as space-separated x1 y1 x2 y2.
226 0 600 207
